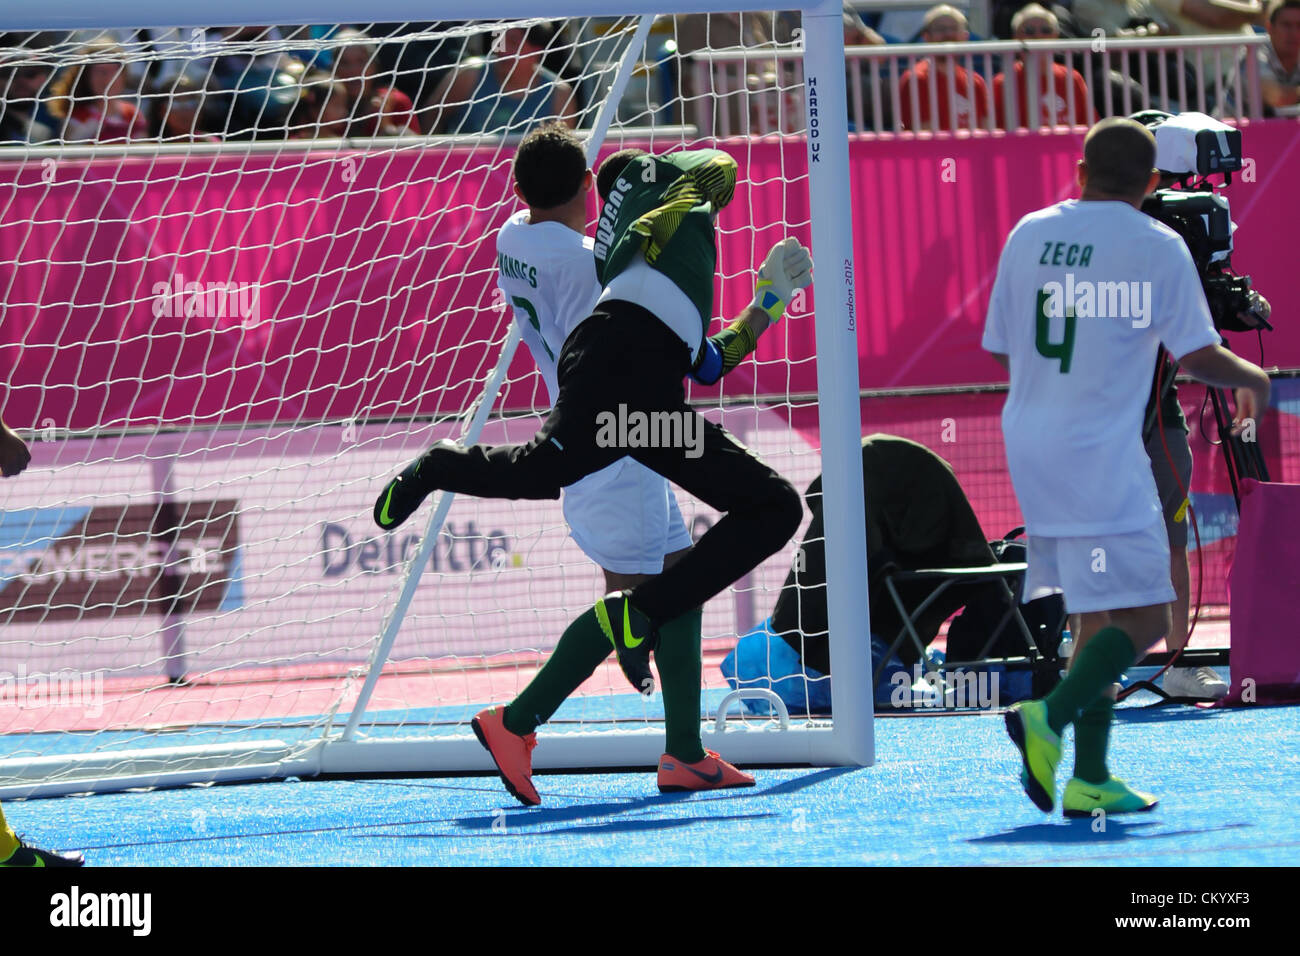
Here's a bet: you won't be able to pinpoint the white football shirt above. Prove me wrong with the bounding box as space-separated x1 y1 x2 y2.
982 199 1221 536
495 210 601 405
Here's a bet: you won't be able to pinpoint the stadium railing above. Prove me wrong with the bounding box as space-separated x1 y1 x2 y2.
689 33 1269 136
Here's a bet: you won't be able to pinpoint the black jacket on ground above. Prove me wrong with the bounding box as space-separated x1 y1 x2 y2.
772 433 995 671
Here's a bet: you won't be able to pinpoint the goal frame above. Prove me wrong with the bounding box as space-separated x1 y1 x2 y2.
0 1 872 798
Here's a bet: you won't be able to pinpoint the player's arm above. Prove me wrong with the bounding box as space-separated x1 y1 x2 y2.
981 228 1018 372
0 417 32 478
664 148 739 211
691 310 765 386
1175 344 1271 433
691 238 812 385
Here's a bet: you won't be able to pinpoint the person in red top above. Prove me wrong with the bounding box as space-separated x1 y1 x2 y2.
994 5 1092 129
898 5 990 131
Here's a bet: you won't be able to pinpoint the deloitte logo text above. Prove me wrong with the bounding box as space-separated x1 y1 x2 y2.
595 404 703 460
1040 273 1152 328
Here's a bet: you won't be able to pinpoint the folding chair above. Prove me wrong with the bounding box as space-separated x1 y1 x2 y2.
871 561 1046 688
771 434 1056 693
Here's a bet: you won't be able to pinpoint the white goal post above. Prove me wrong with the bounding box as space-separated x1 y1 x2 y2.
0 1 870 799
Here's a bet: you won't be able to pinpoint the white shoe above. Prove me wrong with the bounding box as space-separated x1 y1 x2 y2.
1163 665 1229 700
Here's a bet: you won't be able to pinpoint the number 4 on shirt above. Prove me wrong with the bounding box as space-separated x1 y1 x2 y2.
1035 289 1076 373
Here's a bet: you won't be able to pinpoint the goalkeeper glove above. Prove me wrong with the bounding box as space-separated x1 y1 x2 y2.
751 237 813 323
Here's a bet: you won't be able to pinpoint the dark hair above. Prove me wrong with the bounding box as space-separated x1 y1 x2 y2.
513 121 587 209
1267 0 1300 22
596 148 648 202
523 23 557 50
1082 117 1156 197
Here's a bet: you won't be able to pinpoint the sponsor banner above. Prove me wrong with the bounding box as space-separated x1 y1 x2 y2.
4 124 1298 436
0 501 239 623
1 411 818 681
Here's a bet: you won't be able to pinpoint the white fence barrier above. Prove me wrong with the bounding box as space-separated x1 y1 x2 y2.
690 33 1270 136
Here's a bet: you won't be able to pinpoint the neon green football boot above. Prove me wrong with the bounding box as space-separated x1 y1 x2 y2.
1004 699 1062 813
0 836 84 867
595 590 657 697
1063 775 1159 817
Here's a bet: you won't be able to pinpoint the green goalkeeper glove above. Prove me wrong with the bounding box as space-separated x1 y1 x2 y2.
751 238 813 323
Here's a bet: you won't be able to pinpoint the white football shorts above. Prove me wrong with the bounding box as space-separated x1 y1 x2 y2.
562 457 693 574
1024 518 1175 614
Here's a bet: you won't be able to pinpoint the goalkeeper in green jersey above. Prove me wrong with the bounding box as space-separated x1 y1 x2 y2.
376 141 812 803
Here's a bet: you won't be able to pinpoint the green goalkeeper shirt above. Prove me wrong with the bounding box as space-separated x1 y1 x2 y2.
592 148 738 340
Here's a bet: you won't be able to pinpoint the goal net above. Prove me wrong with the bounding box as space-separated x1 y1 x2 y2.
0 6 870 798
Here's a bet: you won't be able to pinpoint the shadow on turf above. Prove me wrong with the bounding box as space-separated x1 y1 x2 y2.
970 819 1251 845
448 766 858 835
363 811 783 841
81 768 857 850
1112 705 1228 724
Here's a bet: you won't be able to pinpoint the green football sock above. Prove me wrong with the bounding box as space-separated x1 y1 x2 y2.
1072 695 1114 785
654 608 706 764
1044 626 1136 735
504 606 610 737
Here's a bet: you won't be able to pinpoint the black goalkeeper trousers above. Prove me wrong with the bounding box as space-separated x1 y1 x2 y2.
422 300 803 628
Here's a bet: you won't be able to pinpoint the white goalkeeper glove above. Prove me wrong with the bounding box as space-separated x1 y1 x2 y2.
751 237 813 323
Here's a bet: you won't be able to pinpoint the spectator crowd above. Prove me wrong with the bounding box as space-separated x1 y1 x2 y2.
1 3 1296 145
0 22 583 144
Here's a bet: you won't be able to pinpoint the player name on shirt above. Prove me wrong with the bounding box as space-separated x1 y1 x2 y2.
1038 241 1094 267
593 171 636 261
497 251 537 288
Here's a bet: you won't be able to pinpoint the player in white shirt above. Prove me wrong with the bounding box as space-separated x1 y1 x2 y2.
449 122 809 805
984 118 1270 817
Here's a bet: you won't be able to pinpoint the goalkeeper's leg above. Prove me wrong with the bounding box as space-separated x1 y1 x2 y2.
496 605 708 757
476 548 709 805
499 548 705 760
504 576 753 792
627 414 803 631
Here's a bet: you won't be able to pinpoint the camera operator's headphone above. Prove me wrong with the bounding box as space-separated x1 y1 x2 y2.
1128 109 1174 130
1129 110 1179 177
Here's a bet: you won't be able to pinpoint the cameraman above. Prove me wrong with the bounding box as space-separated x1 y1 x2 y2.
1144 337 1223 697
1135 110 1271 700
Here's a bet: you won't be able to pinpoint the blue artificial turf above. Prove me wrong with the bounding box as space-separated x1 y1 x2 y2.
7 698 1297 866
